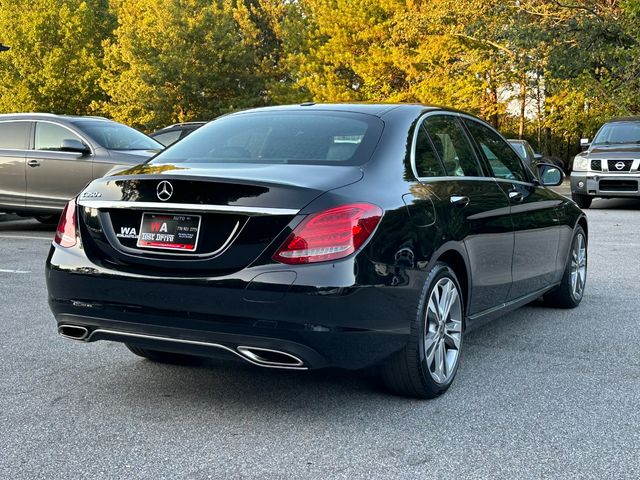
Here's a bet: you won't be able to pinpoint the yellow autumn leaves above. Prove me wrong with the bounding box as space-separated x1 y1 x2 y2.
0 0 637 158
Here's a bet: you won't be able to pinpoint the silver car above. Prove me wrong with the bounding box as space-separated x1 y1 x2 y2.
0 113 162 223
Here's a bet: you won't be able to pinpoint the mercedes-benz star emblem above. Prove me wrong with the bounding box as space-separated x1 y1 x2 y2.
615 161 626 171
156 180 173 201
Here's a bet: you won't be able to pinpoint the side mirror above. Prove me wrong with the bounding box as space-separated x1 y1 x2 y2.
61 139 91 154
533 153 543 161
580 138 591 149
537 163 564 187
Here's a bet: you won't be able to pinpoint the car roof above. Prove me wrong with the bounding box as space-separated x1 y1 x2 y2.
154 122 207 132
0 113 111 122
230 103 451 118
605 116 640 123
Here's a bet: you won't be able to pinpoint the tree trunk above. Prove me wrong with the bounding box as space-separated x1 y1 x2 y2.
518 75 526 139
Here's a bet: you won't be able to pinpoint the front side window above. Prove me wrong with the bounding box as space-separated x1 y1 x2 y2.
464 120 527 182
414 125 445 177
150 112 384 166
35 122 83 151
423 115 481 177
0 122 30 149
592 121 640 146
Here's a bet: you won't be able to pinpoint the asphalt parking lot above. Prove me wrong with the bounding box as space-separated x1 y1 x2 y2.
1 196 639 479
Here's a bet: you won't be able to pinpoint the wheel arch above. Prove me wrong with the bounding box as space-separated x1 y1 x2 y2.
433 246 471 319
576 214 588 241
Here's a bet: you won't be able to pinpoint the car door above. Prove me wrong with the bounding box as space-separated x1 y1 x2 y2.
415 114 514 316
26 121 93 210
462 118 563 300
0 120 31 209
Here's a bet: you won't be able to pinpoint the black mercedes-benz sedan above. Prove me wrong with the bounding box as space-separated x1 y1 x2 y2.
46 104 587 398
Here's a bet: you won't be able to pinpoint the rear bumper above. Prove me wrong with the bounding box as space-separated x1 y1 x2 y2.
571 172 640 197
46 244 423 370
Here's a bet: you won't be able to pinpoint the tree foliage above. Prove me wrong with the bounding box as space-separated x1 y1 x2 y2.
1 0 640 159
99 0 270 129
0 0 114 114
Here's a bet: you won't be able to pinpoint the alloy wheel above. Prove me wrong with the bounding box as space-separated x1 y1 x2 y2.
570 233 587 300
424 277 463 384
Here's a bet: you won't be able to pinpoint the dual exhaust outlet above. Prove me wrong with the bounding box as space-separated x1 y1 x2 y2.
57 324 306 369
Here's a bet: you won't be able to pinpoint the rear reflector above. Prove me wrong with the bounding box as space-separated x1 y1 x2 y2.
54 199 77 248
273 203 382 264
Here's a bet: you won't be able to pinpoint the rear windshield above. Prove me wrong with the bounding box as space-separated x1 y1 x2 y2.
74 120 162 151
593 121 640 146
509 142 526 159
149 111 384 166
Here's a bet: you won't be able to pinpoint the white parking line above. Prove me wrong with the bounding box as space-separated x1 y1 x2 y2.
0 268 31 274
0 234 52 241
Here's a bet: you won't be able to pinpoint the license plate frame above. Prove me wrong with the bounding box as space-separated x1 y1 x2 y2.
136 213 201 251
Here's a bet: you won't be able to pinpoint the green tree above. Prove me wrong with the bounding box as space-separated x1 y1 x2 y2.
99 0 273 130
233 0 309 104
0 0 113 114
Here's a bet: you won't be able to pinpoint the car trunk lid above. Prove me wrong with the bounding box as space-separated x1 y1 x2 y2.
76 163 363 275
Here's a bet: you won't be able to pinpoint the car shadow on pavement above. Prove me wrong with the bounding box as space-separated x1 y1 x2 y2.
589 198 640 209
0 217 57 232
87 353 411 410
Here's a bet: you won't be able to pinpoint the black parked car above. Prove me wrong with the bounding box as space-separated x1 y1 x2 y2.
509 139 566 173
46 104 587 398
150 122 206 147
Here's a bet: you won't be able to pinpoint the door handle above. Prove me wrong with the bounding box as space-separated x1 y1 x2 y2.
450 195 470 207
508 191 524 203
27 159 40 168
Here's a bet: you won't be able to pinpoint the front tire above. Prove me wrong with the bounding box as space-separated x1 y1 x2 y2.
571 193 592 209
380 263 464 399
543 225 587 308
126 344 204 365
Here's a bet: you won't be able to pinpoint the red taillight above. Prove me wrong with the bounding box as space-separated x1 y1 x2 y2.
54 199 77 248
273 203 382 265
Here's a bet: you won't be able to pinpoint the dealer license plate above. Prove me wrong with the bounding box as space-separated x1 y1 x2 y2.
137 213 201 251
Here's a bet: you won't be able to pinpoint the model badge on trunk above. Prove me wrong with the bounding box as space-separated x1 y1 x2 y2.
157 181 173 201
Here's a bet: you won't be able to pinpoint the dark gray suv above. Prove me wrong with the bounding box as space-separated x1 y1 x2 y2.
0 113 162 222
571 116 640 208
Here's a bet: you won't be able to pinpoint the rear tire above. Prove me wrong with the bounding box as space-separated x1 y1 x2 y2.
126 344 204 365
571 193 592 209
543 225 587 308
380 263 464 399
34 214 60 224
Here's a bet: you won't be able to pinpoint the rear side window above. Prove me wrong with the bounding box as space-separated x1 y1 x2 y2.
423 116 481 177
0 122 30 149
464 120 527 182
151 112 384 166
414 125 445 177
35 122 83 151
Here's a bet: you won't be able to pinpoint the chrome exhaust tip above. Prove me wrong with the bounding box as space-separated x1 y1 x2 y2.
58 325 89 341
237 346 305 368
